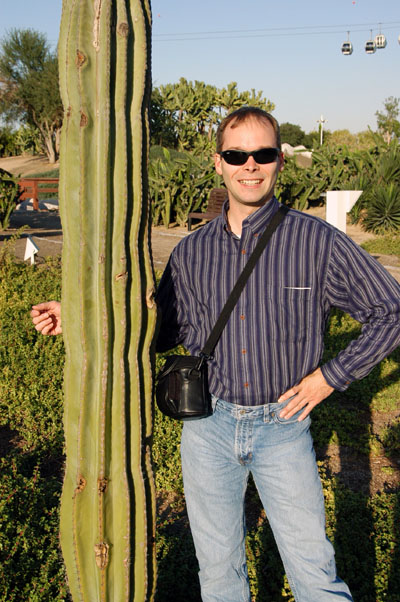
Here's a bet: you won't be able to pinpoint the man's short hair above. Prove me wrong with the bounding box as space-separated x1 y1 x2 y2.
216 106 281 153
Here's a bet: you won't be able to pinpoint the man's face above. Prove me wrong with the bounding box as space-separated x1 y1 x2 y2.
214 117 284 210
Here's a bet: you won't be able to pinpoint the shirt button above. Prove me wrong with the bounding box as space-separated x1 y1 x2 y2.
242 349 246 354
244 382 249 388
241 249 246 255
240 315 245 320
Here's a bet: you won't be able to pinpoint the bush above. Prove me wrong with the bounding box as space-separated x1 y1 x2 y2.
276 145 363 211
1 256 400 600
0 250 64 452
0 126 18 157
149 147 221 227
363 183 400 234
0 250 67 600
0 125 43 158
0 455 68 601
0 168 20 230
275 137 400 234
14 124 43 156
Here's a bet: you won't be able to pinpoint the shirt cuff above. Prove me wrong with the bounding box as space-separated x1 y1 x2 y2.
321 360 354 392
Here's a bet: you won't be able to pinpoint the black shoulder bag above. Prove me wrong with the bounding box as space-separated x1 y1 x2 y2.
156 205 288 420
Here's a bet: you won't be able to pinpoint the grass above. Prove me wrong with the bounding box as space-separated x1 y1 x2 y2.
362 233 400 257
32 169 60 178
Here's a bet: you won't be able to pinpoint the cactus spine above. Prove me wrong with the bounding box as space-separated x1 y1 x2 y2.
58 1 156 600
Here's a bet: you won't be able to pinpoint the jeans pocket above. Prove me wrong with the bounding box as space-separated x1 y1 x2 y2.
271 397 311 425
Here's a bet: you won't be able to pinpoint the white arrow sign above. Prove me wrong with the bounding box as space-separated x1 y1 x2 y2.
24 236 39 265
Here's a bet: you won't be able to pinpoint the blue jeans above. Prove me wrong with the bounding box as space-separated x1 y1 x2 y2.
181 397 353 602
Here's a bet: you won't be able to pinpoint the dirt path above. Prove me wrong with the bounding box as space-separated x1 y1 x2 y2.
0 154 59 176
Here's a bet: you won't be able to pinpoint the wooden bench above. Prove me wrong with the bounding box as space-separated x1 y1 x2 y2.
187 187 227 231
18 177 59 211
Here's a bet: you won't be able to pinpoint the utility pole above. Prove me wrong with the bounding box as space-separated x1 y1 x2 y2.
317 114 327 145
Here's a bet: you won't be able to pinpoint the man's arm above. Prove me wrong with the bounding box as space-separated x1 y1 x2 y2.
31 301 62 335
155 257 187 352
279 232 400 422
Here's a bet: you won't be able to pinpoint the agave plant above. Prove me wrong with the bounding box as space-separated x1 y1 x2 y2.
363 183 400 233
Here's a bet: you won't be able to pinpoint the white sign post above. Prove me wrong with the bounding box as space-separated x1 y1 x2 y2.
326 190 363 234
24 236 39 265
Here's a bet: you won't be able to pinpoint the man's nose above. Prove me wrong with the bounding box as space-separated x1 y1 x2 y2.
244 155 259 170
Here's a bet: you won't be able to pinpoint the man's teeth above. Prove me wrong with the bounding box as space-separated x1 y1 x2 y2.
239 179 262 185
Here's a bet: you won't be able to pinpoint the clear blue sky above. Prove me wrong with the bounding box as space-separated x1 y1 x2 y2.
1 0 399 133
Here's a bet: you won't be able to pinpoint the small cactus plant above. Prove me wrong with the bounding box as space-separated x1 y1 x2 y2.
58 1 156 600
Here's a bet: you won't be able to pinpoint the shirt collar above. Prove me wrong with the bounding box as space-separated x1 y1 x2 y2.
222 196 280 236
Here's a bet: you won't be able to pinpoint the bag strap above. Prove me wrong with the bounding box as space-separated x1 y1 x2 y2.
201 205 289 359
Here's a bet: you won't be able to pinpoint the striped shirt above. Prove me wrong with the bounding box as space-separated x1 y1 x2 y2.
156 196 400 405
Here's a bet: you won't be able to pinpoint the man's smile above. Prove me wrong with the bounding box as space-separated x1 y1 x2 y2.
238 178 263 186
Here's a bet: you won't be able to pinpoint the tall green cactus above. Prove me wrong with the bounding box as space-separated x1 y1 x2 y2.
58 1 156 600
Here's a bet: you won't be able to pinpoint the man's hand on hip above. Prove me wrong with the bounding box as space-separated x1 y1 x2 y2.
277 368 334 422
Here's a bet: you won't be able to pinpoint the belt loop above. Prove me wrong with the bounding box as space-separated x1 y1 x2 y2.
263 404 270 423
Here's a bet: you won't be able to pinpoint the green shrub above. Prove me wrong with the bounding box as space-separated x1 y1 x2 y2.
0 126 18 157
0 455 68 602
320 466 400 601
311 309 400 453
14 125 43 156
276 138 400 234
0 168 19 230
363 183 400 234
149 148 221 227
0 251 64 453
381 420 400 456
0 125 43 158
0 258 399 601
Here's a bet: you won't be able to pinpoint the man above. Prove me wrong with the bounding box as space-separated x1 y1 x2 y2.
32 107 400 601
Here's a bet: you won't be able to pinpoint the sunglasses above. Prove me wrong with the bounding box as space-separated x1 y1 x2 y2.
220 147 280 166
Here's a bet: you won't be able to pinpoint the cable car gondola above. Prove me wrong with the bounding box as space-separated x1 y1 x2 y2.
365 31 376 54
341 41 353 55
341 32 353 55
365 40 376 53
375 31 387 49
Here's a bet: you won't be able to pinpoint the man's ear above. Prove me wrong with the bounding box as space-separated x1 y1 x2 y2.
214 152 223 176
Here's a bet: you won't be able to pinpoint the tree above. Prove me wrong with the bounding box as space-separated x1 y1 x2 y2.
323 129 378 152
150 87 178 147
0 29 62 163
280 122 307 147
328 129 356 149
375 96 400 144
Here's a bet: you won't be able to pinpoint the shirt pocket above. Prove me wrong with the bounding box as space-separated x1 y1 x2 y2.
267 286 313 341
